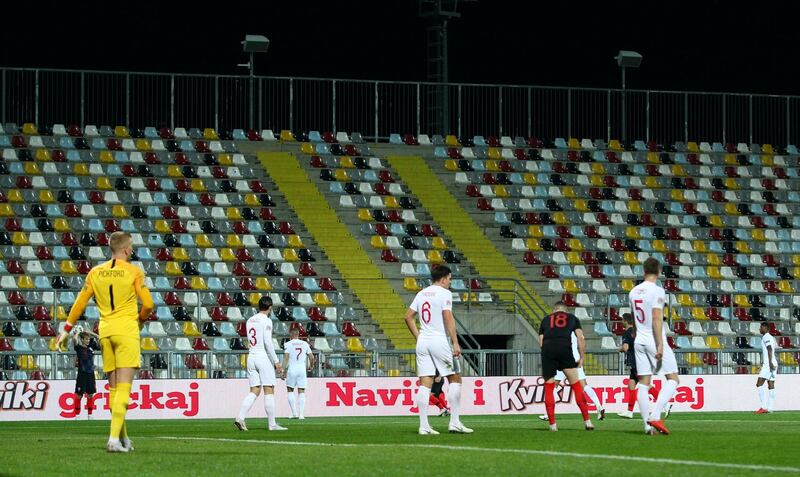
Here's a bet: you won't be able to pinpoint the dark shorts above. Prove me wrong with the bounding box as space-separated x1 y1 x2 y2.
541 344 578 380
75 371 96 395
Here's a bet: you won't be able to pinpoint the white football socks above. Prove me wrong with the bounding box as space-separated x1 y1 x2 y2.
416 386 431 429
264 394 277 427
637 384 652 431
650 379 679 421
287 392 297 417
238 392 257 421
448 382 462 426
767 388 775 412
583 385 602 409
758 386 767 409
298 393 306 417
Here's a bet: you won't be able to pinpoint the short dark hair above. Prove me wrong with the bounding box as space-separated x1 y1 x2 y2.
643 257 660 276
431 265 451 283
553 300 566 311
622 312 633 324
760 321 770 329
258 296 273 311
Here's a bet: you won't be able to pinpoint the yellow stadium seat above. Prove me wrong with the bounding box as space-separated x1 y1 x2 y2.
244 194 260 206
670 190 684 202
646 152 660 164
154 220 171 233
300 143 315 155
114 126 130 138
283 249 299 261
35 149 51 162
567 138 581 149
793 267 800 279
563 280 579 293
735 241 751 254
99 151 115 163
686 142 699 152
567 239 583 252
167 165 183 177
384 196 400 209
53 218 71 233
724 178 739 190
687 353 703 366
623 252 639 265
203 128 219 140
182 322 201 337
644 177 660 189
141 337 159 351
762 144 774 154
288 235 304 248
706 266 721 280
692 240 707 253
705 253 721 266
589 175 604 187
445 135 460 146
734 295 750 308
136 139 151 151
240 355 248 368
494 185 509 198
226 208 242 220
652 240 667 252
528 226 543 238
18 276 35 289
49 338 61 351
432 237 447 250
55 305 67 321
314 293 333 306
226 235 243 248
750 229 766 241
347 338 366 352
337 156 353 169
608 139 623 151
73 163 90 175
676 294 694 306
248 294 264 307
172 248 189 261
19 355 37 370
427 250 444 264
358 209 373 222
779 352 795 366
112 205 128 218
191 179 206 192
22 123 38 135
590 163 605 174
523 239 540 251
523 173 537 185
573 199 589 212
778 281 795 293
255 278 272 291
761 155 774 167
0 204 13 217
625 226 641 240
387 369 401 377
445 159 459 171
60 260 77 275
724 203 739 216
621 279 635 292
552 212 567 225
218 153 233 166
190 277 208 290
488 150 501 161
280 130 296 141
96 177 113 190
219 248 237 261
723 154 737 165
566 252 581 265
165 262 182 276
791 255 800 266
334 169 350 182
194 370 208 379
404 277 421 291
691 308 707 321
706 337 722 349
6 190 23 202
39 190 55 204
12 232 29 246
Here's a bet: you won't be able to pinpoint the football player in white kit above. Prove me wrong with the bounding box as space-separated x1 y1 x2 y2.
629 258 679 435
754 322 778 414
404 265 473 435
282 327 315 419
538 304 606 422
234 296 287 431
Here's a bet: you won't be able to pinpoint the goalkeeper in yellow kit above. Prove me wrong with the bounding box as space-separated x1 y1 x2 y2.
57 231 153 452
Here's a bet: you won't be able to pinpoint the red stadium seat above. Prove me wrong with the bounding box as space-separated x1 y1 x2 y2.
239 277 256 291
561 294 577 307
381 250 398 262
37 322 56 337
299 263 317 277
289 322 309 338
672 322 691 335
342 322 361 337
541 265 558 278
612 322 626 336
192 338 210 351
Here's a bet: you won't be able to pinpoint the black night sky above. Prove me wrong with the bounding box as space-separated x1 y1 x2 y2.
2 1 798 96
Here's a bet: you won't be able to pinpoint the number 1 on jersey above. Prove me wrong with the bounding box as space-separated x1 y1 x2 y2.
550 312 567 328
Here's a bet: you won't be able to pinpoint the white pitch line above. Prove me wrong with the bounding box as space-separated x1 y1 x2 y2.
157 436 800 473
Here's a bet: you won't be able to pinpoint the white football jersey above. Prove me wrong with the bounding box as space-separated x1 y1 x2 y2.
246 312 278 364
629 280 667 347
761 333 778 367
409 284 453 337
284 338 312 370
569 332 580 361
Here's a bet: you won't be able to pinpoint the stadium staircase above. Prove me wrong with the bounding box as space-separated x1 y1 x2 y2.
258 151 416 350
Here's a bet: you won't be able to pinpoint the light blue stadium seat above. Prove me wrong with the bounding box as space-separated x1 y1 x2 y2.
9 162 24 175
433 147 447 158
213 338 229 351
183 193 199 206
322 322 340 336
120 220 136 233
34 277 51 289
712 143 724 152
292 308 309 321
219 322 237 336
115 152 129 163
150 292 164 306
532 199 547 211
471 160 486 172
389 133 403 145
602 265 617 277
751 336 763 349
61 137 76 150
593 322 612 336
157 308 173 321
787 145 798 155
450 279 467 291
52 246 69 260
329 182 344 194
197 262 213 276
232 129 246 140
20 322 37 337
309 131 323 142
473 136 487 147
634 140 647 151
678 280 691 291
152 192 169 205
494 212 510 224
569 226 584 238
207 277 223 290
161 179 176 192
558 265 574 278
709 241 723 253
302 278 320 291
21 218 37 232
144 127 159 139
46 204 63 217
416 264 431 276
510 173 523 184
362 170 379 182
554 138 568 149
315 143 330 155
90 138 105 149
154 277 171 290
676 336 691 348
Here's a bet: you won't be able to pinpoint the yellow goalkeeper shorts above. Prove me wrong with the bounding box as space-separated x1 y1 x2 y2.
100 335 141 372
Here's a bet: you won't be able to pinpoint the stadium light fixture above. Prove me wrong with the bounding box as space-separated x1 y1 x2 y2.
614 50 642 145
238 34 270 129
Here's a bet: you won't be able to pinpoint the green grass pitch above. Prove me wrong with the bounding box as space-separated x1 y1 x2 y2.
2 413 799 476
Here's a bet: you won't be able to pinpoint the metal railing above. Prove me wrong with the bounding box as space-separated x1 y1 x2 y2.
3 67 799 145
2 349 797 380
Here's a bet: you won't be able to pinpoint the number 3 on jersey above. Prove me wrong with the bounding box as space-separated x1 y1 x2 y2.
248 327 258 346
633 299 645 324
421 301 432 324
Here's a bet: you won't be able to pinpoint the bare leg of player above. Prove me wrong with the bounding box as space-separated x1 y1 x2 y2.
563 368 594 431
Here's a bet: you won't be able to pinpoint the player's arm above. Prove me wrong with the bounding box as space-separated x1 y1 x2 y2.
652 307 664 360
767 343 775 371
619 341 629 353
404 308 419 340
281 348 289 375
56 274 95 350
575 328 586 368
443 309 461 357
134 270 154 323
308 347 316 370
264 324 282 374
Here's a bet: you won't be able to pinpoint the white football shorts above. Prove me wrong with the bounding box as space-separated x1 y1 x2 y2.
634 341 678 376
247 354 276 387
416 335 460 377
286 367 308 389
758 365 777 381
